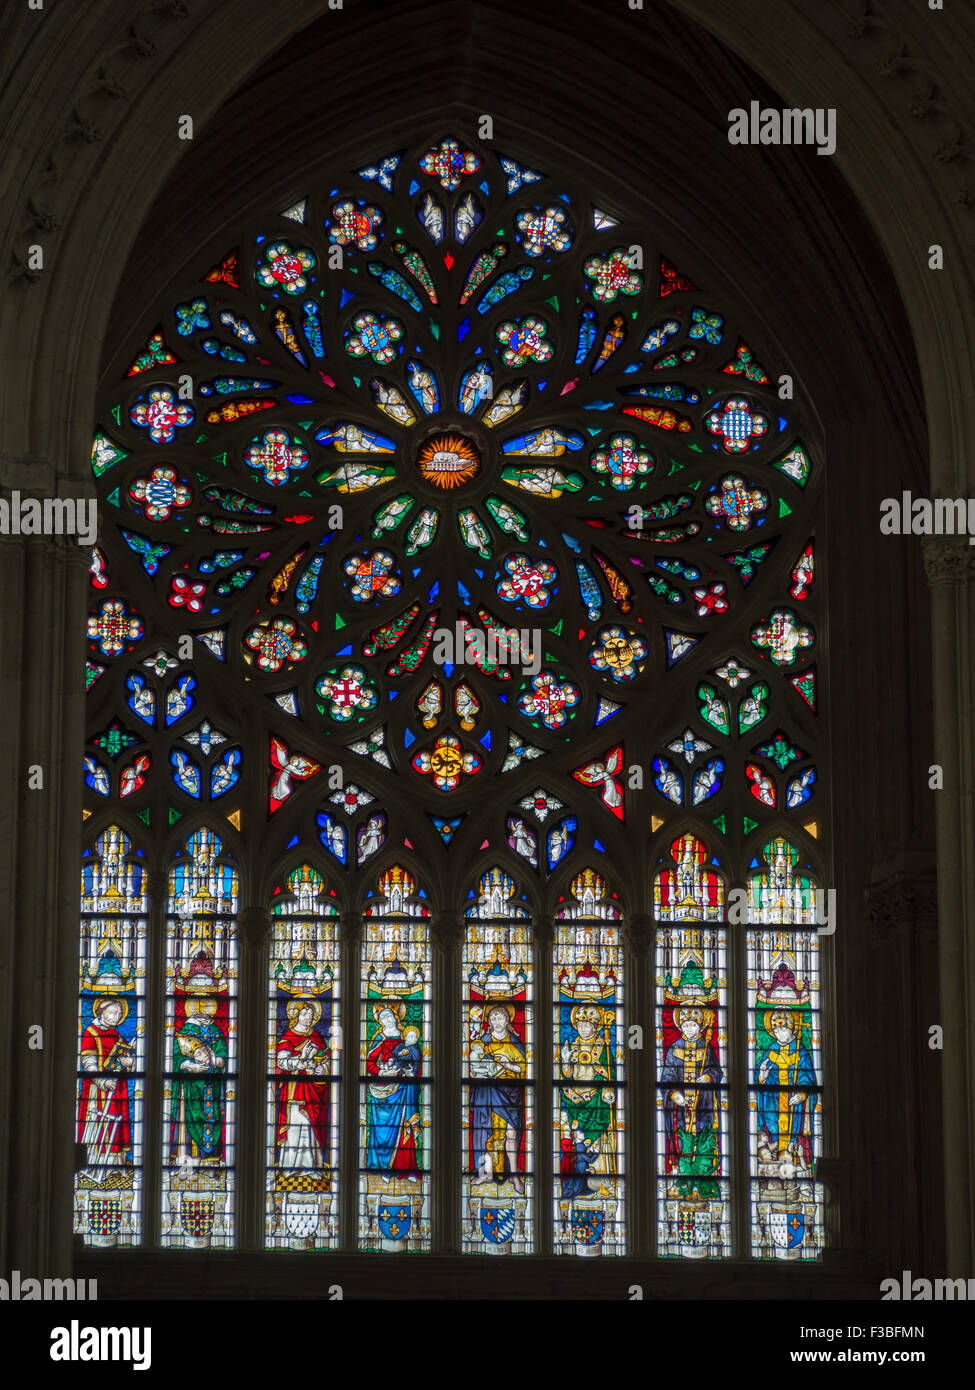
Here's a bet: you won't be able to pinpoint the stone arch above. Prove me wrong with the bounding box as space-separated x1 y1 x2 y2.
1 0 964 1284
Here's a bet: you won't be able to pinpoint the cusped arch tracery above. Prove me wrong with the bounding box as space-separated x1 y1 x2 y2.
79 125 827 1260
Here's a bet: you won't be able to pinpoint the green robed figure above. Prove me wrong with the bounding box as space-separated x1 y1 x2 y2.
171 995 228 1161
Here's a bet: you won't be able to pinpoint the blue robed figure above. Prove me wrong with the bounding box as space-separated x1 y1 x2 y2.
470 1003 527 1192
365 1008 421 1172
756 1008 817 1167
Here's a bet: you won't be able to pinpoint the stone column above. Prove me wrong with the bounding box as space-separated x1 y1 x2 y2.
865 864 941 1271
432 910 461 1252
143 867 168 1247
0 525 89 1276
923 537 975 1273
534 914 554 1257
339 910 361 1249
236 905 271 1250
625 911 653 1256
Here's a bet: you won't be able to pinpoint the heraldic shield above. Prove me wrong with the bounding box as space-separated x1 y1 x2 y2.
479 1202 516 1245
378 1203 412 1242
677 1201 712 1256
769 1207 805 1250
283 1192 320 1239
87 1194 123 1244
179 1191 216 1245
571 1204 605 1249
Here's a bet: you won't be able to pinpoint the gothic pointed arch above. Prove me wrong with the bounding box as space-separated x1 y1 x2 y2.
80 125 827 1260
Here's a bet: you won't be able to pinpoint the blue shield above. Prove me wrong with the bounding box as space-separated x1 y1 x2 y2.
479 1203 516 1245
377 1204 411 1241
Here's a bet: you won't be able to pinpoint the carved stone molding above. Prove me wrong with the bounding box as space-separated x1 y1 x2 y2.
0 451 58 490
38 532 95 569
0 469 96 567
7 1 194 284
864 873 938 938
922 536 975 587
843 0 973 200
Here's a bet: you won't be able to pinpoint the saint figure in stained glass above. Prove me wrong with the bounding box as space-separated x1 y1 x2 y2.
364 1001 423 1172
659 962 723 1198
754 970 816 1174
275 998 331 1169
170 953 229 1161
558 1002 615 1198
469 1001 528 1193
78 994 136 1179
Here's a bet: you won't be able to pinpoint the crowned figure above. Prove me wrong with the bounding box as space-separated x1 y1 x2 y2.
754 960 816 1175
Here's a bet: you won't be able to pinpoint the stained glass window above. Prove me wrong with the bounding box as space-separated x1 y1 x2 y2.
75 827 147 1248
654 834 730 1257
267 863 341 1249
83 127 827 1259
746 837 824 1258
554 869 625 1256
162 828 238 1248
359 865 432 1251
463 867 534 1253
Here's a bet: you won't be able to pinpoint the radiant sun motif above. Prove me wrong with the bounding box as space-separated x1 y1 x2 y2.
416 432 481 489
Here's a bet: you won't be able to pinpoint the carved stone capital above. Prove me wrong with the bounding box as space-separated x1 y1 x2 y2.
0 529 91 568
0 453 58 491
146 868 168 899
865 873 938 938
40 531 94 568
922 536 975 588
625 911 654 958
339 910 362 947
431 911 462 953
237 906 272 949
532 913 555 949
